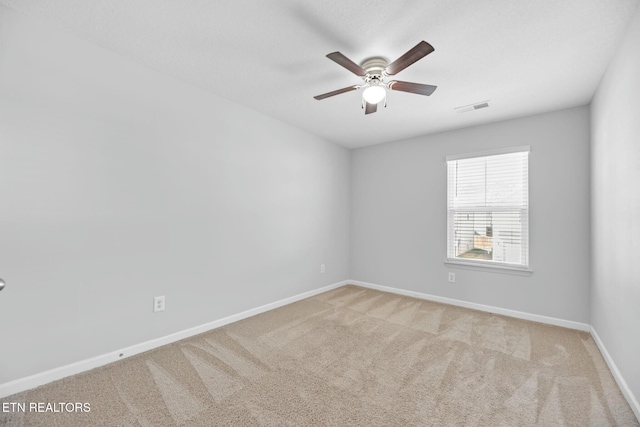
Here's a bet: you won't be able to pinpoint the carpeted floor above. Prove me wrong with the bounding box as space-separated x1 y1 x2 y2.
1 285 638 426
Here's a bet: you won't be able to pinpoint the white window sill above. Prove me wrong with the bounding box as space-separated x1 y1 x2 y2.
444 259 533 276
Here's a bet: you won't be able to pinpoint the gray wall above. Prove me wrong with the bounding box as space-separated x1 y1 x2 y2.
350 106 591 323
591 3 640 406
0 7 350 384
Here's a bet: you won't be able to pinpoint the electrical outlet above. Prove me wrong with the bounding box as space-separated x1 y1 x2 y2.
153 296 165 312
448 272 456 283
320 264 326 273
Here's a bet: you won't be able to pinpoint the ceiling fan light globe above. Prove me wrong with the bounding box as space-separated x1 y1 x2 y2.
362 86 386 104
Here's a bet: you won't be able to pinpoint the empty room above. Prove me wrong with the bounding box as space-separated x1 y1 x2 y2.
1 1 639 426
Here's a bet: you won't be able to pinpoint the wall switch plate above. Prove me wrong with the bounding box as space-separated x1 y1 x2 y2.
153 296 165 312
320 264 325 273
448 272 456 283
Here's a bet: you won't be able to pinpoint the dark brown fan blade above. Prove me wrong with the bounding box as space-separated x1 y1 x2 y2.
385 41 434 76
388 80 437 96
326 52 367 77
364 102 377 115
314 85 358 100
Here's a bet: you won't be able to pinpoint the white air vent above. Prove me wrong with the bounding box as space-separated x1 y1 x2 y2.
455 100 490 113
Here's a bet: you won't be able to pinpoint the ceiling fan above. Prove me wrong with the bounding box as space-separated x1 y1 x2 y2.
314 41 437 114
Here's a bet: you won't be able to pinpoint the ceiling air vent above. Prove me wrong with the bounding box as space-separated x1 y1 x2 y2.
454 100 490 113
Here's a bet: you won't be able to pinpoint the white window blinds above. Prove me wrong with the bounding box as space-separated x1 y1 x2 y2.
447 147 529 268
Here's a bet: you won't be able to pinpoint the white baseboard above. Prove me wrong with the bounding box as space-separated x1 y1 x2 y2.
348 280 591 331
590 326 640 421
0 280 348 399
8 277 635 424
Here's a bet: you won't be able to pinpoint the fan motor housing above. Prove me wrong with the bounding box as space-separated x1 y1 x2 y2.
360 56 388 76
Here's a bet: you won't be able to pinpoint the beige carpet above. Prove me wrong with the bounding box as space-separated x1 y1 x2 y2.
1 285 638 426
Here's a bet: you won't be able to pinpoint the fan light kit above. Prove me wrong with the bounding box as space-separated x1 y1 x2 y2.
362 85 386 104
314 41 438 115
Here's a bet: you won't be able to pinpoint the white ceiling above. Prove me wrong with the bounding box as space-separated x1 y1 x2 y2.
1 0 638 149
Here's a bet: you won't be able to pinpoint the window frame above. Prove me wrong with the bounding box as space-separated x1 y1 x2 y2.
445 146 532 275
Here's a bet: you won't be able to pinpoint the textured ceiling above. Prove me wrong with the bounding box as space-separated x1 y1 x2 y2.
1 0 638 148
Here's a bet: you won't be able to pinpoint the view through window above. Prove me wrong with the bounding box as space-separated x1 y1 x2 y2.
447 147 529 268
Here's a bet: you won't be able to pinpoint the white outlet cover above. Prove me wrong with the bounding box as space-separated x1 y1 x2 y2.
153 296 165 312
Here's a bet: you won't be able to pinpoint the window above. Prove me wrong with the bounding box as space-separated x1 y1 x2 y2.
446 146 530 270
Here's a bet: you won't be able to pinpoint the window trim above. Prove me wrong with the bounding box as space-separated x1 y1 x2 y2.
445 145 531 273
444 259 533 276
445 145 531 162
